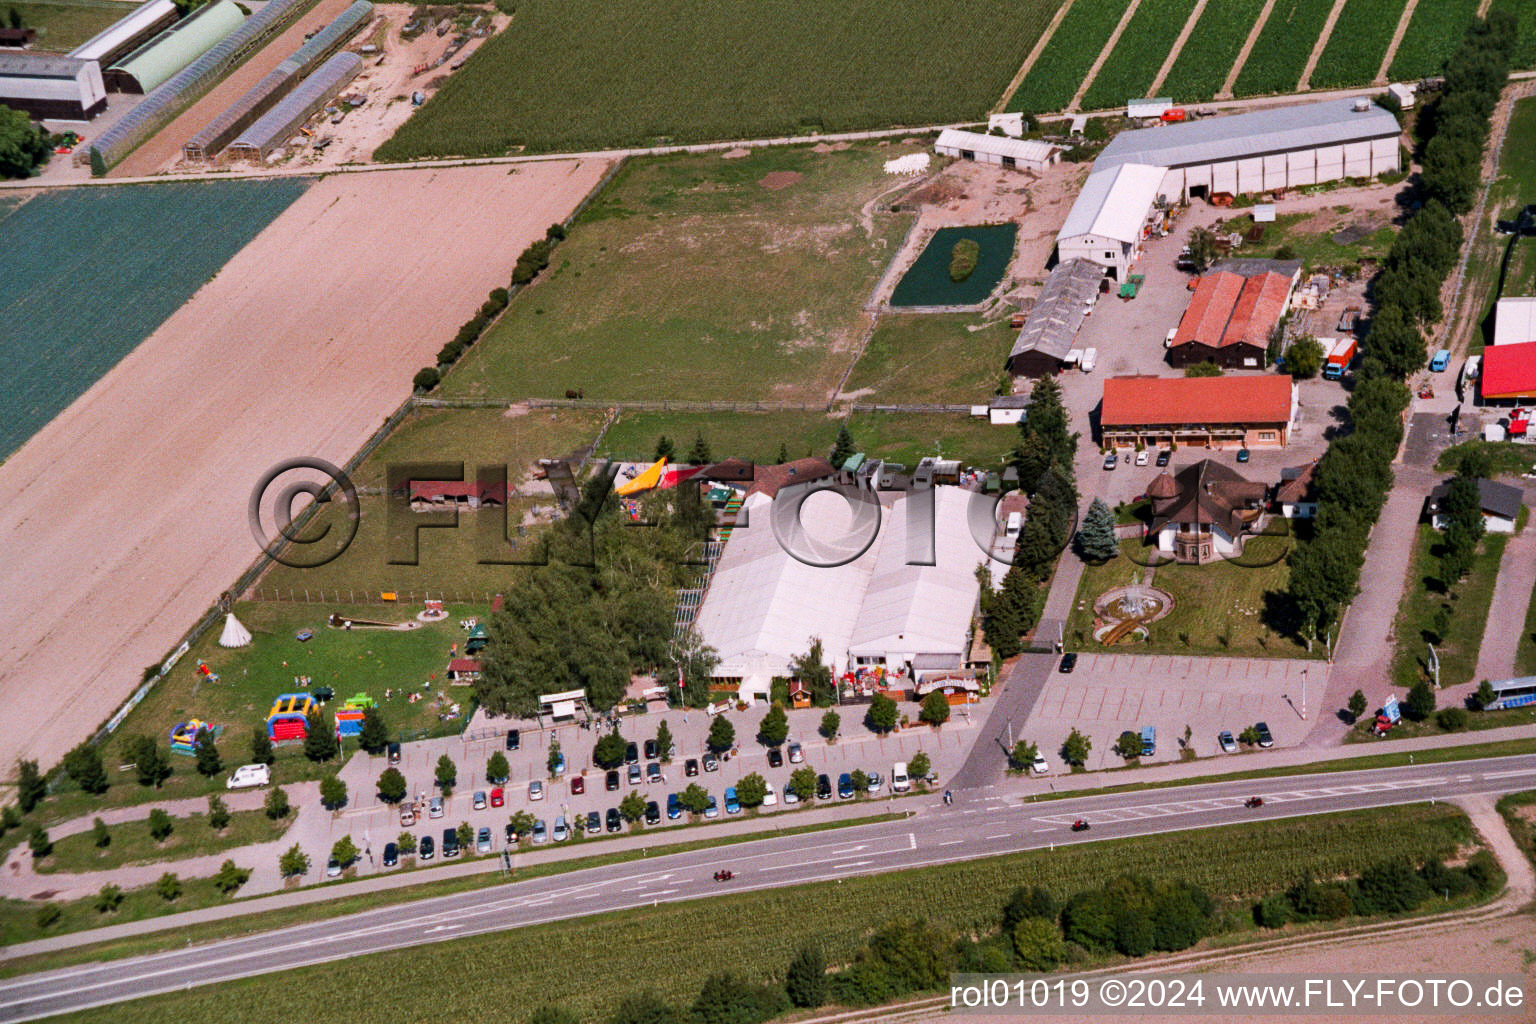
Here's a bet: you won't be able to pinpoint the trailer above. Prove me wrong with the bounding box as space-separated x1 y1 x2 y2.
1322 336 1357 380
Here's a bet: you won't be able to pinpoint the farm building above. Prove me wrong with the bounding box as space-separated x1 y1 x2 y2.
1275 461 1320 519
988 394 1030 425
1006 257 1104 377
106 0 244 93
1478 299 1536 401
694 485 1003 703
1168 258 1301 369
69 0 178 77
225 51 362 161
0 53 106 119
1100 374 1296 450
1493 298 1536 348
1057 100 1401 278
0 28 37 48
935 128 1062 171
1424 478 1522 534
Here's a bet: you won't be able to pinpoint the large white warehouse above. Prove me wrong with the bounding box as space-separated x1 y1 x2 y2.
1058 100 1402 279
0 53 106 120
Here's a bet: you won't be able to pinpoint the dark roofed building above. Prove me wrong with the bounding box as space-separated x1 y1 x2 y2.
1007 258 1104 377
1425 478 1524 534
743 457 837 499
1148 460 1267 564
1275 461 1319 518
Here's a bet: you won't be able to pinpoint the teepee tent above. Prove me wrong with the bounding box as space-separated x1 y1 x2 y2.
219 612 252 648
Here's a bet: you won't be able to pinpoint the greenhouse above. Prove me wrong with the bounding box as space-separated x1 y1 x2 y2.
106 0 246 93
226 51 362 162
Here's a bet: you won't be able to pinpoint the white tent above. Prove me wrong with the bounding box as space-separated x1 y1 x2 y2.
218 612 252 648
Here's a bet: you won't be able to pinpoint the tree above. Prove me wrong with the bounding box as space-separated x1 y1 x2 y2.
194 728 222 778
776 442 790 464
1185 360 1222 377
303 709 338 763
1061 728 1091 767
865 694 897 733
456 821 474 850
1186 227 1219 273
1077 497 1118 562
619 790 646 823
907 751 931 784
1011 917 1068 970
214 859 250 895
819 710 841 741
787 768 817 802
330 836 358 869
1285 336 1326 379
94 883 124 914
1436 706 1468 731
919 691 951 727
792 639 836 707
850 768 869 794
1238 725 1261 746
249 727 275 766
397 830 417 856
654 720 674 762
435 754 457 794
412 366 439 392
546 739 563 778
264 785 290 820
757 704 789 747
508 810 536 838
358 705 390 755
207 794 230 831
1474 679 1498 710
1002 885 1059 930
319 774 348 811
0 804 17 834
147 808 173 842
377 767 407 804
706 716 735 753
1362 303 1426 381
91 817 111 848
593 730 627 769
830 423 856 467
785 943 828 1008
686 431 712 465
279 844 310 877
1347 689 1369 722
674 628 720 709
1114 731 1141 760
16 758 45 812
1405 680 1437 721
654 435 676 461
736 772 767 808
27 824 51 857
1014 376 1076 492
679 783 711 815
63 743 108 795
129 735 171 788
156 872 182 902
1007 741 1039 771
0 105 51 179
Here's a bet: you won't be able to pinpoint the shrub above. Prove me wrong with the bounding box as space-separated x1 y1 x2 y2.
948 238 980 282
35 904 61 929
413 367 440 392
1255 892 1292 928
147 808 173 842
214 859 251 895
1435 707 1468 732
156 872 183 901
94 883 124 914
28 825 51 858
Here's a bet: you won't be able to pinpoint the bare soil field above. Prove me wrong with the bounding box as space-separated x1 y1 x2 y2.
0 159 610 780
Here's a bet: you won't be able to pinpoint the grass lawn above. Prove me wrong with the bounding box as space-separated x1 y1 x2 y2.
1461 96 1536 353
52 804 1474 1024
1435 439 1536 477
0 873 257 949
35 809 292 875
842 313 1014 404
7 0 138 51
846 412 1017 469
1496 790 1536 870
598 410 841 464
1226 209 1396 269
1518 569 1536 676
1066 535 1316 658
439 146 918 404
1389 526 1508 688
1347 703 1536 742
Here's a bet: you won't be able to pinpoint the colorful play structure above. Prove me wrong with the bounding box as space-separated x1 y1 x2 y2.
169 719 218 755
333 693 376 737
266 693 315 742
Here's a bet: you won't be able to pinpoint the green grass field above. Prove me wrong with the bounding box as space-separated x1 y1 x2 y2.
1230 210 1397 268
1387 0 1482 80
843 313 1013 403
439 147 916 404
36 808 292 875
376 0 1061 158
1079 0 1199 112
1460 96 1536 353
1307 0 1409 90
0 180 309 457
53 804 1474 1023
847 412 1017 468
1007 0 1126 112
1232 0 1337 97
6 0 138 51
1160 0 1267 103
1492 0 1536 70
1390 526 1510 687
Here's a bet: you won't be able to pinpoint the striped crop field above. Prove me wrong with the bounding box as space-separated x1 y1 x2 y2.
1387 0 1481 80
377 0 1062 158
1232 0 1338 97
1492 0 1536 70
0 180 309 457
1007 0 1128 112
1308 0 1410 89
1080 0 1200 111
1160 0 1268 102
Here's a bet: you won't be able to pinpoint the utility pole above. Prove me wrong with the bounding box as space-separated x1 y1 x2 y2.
1300 667 1308 720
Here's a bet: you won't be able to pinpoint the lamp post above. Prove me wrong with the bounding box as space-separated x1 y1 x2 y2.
1301 667 1308 720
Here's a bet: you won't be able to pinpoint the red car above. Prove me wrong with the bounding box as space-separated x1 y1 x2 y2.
490 787 504 808
570 776 585 795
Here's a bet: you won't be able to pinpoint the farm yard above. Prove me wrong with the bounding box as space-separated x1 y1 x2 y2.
55 805 1478 1024
1231 0 1337 97
1307 0 1409 90
1078 0 1200 113
1387 0 1482 81
439 145 920 404
0 180 311 458
377 0 1061 158
1006 0 1125 112
1159 0 1267 103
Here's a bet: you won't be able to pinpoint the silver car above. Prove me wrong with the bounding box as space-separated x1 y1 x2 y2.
531 819 547 844
529 779 544 801
428 796 444 818
472 790 487 810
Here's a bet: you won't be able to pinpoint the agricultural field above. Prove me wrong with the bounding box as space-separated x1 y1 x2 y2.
0 179 310 458
1079 0 1199 112
440 146 918 404
6 0 137 51
842 313 1014 404
57 804 1475 1024
377 0 1061 158
1492 0 1536 70
1007 0 1127 112
889 224 1018 307
1307 0 1410 90
1159 0 1267 103
1387 0 1482 81
1231 0 1337 97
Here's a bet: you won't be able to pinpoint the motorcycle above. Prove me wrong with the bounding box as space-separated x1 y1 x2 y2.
1244 796 1264 808
713 870 735 882
1070 819 1090 832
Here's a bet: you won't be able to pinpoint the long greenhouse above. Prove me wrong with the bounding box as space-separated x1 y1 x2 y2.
226 51 362 162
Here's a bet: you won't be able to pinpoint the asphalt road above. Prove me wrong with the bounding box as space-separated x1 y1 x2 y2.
3 754 1534 1022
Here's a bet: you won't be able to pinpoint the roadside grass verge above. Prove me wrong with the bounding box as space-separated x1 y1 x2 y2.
1495 790 1536 869
35 810 291 876
1346 705 1536 742
1389 526 1508 688
48 804 1477 1024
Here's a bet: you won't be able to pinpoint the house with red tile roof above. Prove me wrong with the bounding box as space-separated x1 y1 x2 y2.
1100 374 1296 450
1169 259 1301 370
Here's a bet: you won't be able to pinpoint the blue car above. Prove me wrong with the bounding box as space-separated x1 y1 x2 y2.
837 772 854 799
666 793 682 819
724 787 741 815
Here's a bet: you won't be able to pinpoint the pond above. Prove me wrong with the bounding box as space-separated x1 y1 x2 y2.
889 223 1017 307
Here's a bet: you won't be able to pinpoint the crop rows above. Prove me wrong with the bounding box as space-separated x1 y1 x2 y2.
1080 0 1200 111
1308 0 1411 90
1007 0 1128 112
77 805 1473 1024
1491 0 1536 70
1232 0 1337 97
378 0 1059 158
1387 0 1480 80
1159 0 1267 102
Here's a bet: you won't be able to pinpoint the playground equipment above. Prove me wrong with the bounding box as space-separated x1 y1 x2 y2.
465 624 489 654
333 692 376 737
267 693 315 741
170 719 216 755
326 611 420 630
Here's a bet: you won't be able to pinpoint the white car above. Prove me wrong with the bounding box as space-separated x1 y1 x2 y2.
762 783 778 806
529 780 544 801
1030 754 1050 776
225 764 270 790
783 786 800 805
866 771 884 794
1135 450 1149 467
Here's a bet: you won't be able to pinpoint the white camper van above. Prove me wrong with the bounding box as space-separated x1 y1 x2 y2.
891 761 911 793
226 764 271 790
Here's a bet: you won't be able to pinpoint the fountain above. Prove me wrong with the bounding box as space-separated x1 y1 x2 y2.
1091 570 1174 645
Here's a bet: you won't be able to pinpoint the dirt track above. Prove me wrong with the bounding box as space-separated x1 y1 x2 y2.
0 160 610 779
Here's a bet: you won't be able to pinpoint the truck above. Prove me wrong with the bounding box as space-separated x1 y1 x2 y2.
1139 726 1156 758
1321 336 1357 380
1080 347 1098 373
1430 348 1452 372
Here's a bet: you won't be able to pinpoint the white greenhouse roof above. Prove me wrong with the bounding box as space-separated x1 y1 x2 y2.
70 0 176 63
936 128 1061 164
1058 161 1165 243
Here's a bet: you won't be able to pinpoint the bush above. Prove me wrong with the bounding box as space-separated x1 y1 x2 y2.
1255 892 1292 928
28 825 51 858
156 872 182 901
1184 361 1222 377
35 904 61 929
147 808 173 842
948 238 980 282
94 883 124 914
264 785 290 820
214 859 251 895
63 742 108 795
918 691 951 727
1435 707 1468 732
412 367 440 392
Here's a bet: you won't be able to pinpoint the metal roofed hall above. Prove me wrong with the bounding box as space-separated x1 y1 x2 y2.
107 0 245 93
0 53 88 77
934 128 1062 170
1057 161 1166 244
69 0 177 66
1007 257 1104 375
1096 99 1401 171
227 50 362 161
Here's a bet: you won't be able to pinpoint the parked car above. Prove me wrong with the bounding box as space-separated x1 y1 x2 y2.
783 786 800 805
429 796 444 818
326 857 342 877
531 819 547 844
1156 449 1171 467
1218 731 1238 754
625 741 639 766
383 842 398 867
551 752 567 776
606 769 621 791
1236 448 1251 463
490 787 504 808
725 787 741 814
553 816 569 842
505 729 520 751
704 795 719 818
667 793 682 819
606 808 622 832
529 780 544 801
442 828 460 858
891 761 910 793
400 806 417 827
1255 721 1274 748
504 823 517 846
1030 753 1050 775
476 827 491 853
684 758 700 777
586 810 601 835
570 776 585 795
817 774 833 800
767 747 784 768
387 741 401 764
1135 450 1149 466
866 772 884 794
762 783 778 806
1103 453 1118 470
645 800 661 825
703 753 720 773
787 742 804 764
837 773 854 799
419 835 435 861
627 763 643 786
1059 652 1077 673
472 790 488 811
646 762 662 783
644 739 659 760
226 764 270 790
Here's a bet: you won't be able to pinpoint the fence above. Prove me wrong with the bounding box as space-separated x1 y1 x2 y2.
247 587 503 605
412 396 975 416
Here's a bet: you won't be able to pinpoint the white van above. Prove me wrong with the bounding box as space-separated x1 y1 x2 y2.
891 761 911 793
1080 347 1098 373
226 763 271 790
1005 511 1022 538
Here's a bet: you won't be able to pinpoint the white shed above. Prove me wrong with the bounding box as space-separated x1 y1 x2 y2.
0 53 107 120
935 128 1062 171
1388 83 1415 109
